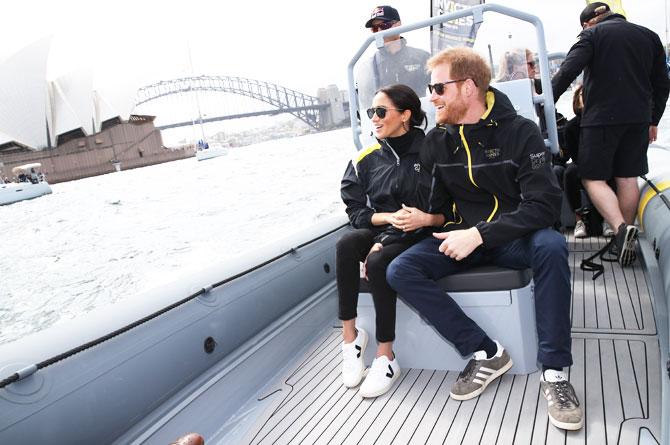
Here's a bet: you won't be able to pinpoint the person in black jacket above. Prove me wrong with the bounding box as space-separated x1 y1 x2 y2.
386 47 582 431
552 2 670 266
338 84 448 398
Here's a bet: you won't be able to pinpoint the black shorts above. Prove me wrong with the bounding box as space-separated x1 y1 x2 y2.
578 124 649 180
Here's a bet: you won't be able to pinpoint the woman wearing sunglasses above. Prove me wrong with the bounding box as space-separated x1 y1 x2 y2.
496 48 536 84
338 84 448 397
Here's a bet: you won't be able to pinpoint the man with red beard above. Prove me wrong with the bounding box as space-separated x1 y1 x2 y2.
386 47 582 431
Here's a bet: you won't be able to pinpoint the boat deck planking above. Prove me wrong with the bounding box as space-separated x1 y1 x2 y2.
241 234 661 445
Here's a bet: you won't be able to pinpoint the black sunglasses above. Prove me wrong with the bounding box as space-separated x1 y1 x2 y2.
427 78 469 95
371 21 397 32
366 106 402 119
370 21 398 32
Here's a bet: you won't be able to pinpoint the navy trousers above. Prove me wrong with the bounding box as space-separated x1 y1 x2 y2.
386 228 572 368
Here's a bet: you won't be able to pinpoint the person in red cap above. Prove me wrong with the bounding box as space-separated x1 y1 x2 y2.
356 6 430 109
552 2 670 267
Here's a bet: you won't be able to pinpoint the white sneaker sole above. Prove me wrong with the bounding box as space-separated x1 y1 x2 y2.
449 358 513 401
342 332 368 388
547 414 584 431
359 368 401 398
617 226 639 266
541 382 584 431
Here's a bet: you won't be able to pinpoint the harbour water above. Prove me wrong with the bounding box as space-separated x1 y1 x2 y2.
0 128 353 345
3 98 670 346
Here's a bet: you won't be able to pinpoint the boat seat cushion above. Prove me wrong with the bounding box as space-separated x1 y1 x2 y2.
360 265 532 293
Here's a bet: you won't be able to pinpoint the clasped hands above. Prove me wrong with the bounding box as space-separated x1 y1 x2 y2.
386 204 427 232
363 208 483 280
389 204 483 261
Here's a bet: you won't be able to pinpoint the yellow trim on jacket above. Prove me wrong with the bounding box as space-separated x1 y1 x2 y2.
355 143 382 164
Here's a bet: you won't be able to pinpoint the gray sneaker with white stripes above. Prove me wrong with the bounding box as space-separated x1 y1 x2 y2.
540 369 583 430
450 341 513 401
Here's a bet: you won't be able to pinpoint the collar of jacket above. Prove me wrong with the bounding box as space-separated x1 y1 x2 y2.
379 37 408 55
579 13 627 38
597 13 627 25
381 127 423 155
436 87 517 135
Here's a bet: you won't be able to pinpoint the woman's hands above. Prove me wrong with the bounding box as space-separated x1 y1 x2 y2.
391 204 429 232
384 208 411 229
371 205 444 231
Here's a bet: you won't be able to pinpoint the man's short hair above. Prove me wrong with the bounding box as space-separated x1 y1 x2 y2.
427 47 491 95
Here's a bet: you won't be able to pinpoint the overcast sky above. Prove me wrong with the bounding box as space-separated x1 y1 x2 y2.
1 1 668 96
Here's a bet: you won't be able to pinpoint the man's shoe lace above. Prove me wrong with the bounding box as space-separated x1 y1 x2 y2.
548 380 579 409
457 359 479 382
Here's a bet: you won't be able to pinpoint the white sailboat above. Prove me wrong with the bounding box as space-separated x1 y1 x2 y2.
0 163 52 206
195 140 228 161
187 43 228 162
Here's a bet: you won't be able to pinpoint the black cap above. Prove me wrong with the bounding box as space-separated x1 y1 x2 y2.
365 6 401 28
580 2 610 25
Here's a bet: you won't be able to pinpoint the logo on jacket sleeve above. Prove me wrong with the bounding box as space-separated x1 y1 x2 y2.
414 163 421 172
529 152 546 169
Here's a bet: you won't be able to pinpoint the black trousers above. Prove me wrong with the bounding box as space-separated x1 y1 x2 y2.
563 163 583 212
336 228 411 343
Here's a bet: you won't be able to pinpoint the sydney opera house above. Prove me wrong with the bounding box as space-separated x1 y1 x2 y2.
0 38 192 183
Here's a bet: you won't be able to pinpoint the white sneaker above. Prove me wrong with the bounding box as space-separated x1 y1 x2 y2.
341 328 368 388
359 354 400 398
602 222 614 237
573 220 587 238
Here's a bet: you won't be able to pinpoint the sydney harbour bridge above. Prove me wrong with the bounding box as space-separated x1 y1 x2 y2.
134 75 349 131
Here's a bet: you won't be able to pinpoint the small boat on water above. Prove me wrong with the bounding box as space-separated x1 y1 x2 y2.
195 141 228 161
0 163 52 206
1 4 669 444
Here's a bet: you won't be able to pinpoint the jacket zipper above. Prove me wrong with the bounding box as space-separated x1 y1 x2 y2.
383 139 405 239
384 140 400 166
458 125 499 222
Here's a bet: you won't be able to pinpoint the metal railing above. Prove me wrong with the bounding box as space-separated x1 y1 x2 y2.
347 4 560 154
